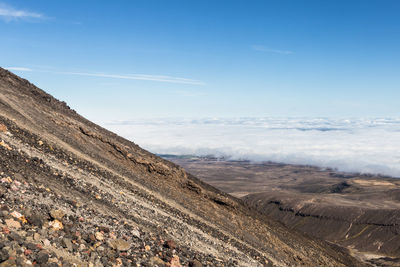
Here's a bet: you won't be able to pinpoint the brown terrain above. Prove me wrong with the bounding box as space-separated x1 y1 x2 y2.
168 156 400 267
0 66 366 266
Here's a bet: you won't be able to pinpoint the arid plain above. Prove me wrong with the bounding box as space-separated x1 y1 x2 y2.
168 156 400 266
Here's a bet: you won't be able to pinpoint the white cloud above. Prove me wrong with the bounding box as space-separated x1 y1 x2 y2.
251 45 293 55
2 66 204 85
58 71 205 85
101 118 400 178
5 67 33 71
0 4 43 21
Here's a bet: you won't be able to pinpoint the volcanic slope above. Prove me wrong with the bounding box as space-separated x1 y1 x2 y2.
0 68 363 266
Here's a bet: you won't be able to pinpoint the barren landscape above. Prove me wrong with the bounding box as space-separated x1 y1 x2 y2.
0 68 367 266
168 156 400 266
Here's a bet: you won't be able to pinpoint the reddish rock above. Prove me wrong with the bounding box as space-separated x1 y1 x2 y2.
5 219 21 229
0 124 7 132
164 240 176 250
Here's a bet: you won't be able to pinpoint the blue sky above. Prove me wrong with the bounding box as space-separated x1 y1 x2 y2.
1 0 399 121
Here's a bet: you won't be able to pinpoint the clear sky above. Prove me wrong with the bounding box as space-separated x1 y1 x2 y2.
1 0 399 121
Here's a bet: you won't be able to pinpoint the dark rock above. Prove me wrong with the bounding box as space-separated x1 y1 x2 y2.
25 242 38 250
0 248 9 262
0 206 9 212
36 251 49 264
189 259 202 267
8 232 22 244
98 226 110 233
15 256 25 265
27 213 44 227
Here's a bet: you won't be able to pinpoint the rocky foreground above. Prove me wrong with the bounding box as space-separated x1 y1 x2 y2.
0 67 364 266
0 166 202 266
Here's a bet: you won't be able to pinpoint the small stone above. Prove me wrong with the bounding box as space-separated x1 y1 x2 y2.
10 185 18 191
0 124 7 132
0 259 15 267
25 243 37 250
8 232 22 243
0 140 12 150
33 233 40 241
11 211 23 219
27 213 44 227
98 226 110 233
0 177 11 183
145 245 150 251
151 256 166 266
0 141 12 151
35 251 49 264
170 255 181 267
43 239 51 247
49 220 63 230
88 234 97 242
95 232 104 241
0 248 9 262
189 260 202 267
108 239 130 251
5 219 21 229
11 211 27 224
164 240 176 250
50 210 65 220
61 238 73 251
115 258 122 266
0 205 9 211
130 229 140 238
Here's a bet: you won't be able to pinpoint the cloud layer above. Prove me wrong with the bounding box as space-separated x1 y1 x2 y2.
101 118 400 178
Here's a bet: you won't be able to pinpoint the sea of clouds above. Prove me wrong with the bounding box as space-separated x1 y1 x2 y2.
100 118 400 178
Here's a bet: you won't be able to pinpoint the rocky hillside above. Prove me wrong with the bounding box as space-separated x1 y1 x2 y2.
0 67 363 266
